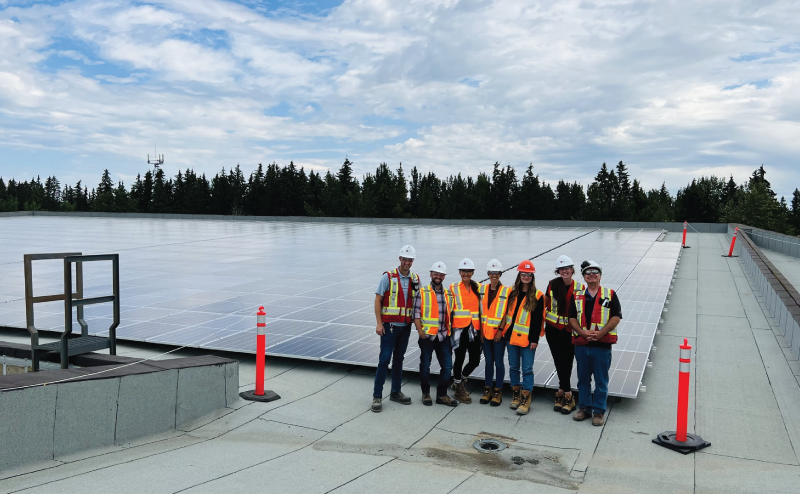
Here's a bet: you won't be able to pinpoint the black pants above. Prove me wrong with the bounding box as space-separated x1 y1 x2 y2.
545 324 575 392
452 328 482 380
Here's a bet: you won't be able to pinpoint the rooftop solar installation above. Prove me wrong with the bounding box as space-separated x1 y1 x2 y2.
0 216 679 398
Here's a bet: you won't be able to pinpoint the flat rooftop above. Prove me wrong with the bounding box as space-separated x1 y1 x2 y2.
1 220 799 492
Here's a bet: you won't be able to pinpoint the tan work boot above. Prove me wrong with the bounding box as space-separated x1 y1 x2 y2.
454 381 472 404
561 393 577 415
436 395 459 407
573 409 591 421
553 392 564 412
480 386 492 404
509 385 522 410
592 413 605 426
517 390 532 415
490 387 503 407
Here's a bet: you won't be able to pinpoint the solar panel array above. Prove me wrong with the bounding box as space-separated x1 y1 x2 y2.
0 216 678 398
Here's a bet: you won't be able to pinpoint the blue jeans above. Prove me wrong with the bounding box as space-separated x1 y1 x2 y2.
507 344 535 391
373 323 411 398
418 336 453 397
575 345 612 415
482 338 506 388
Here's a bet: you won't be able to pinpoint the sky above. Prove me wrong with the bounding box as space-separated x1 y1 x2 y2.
1 0 799 199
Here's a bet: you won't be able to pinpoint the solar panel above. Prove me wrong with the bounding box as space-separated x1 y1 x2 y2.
0 216 678 398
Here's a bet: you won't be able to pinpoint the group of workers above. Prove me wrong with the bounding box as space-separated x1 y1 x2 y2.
372 245 622 426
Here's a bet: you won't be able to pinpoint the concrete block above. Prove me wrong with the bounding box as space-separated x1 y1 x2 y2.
176 364 226 429
115 369 178 445
224 362 239 407
54 378 120 458
0 385 58 472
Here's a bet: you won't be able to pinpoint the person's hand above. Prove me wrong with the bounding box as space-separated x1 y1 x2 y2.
493 332 502 342
376 323 385 336
530 342 538 350
585 331 598 341
417 329 428 340
480 332 485 342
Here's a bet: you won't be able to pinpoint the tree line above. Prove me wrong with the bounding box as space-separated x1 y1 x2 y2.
1 160 798 235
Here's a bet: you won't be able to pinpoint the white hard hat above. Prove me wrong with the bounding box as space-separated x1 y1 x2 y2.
399 245 416 259
581 260 602 276
486 259 503 272
458 258 475 270
555 255 574 272
430 261 447 275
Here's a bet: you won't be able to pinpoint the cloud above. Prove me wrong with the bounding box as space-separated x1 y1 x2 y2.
0 0 799 199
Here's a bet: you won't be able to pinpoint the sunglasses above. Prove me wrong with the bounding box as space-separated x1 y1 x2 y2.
400 257 414 262
584 270 600 276
488 271 502 276
520 273 533 278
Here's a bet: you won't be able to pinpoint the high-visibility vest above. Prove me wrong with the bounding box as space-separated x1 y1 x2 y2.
572 286 617 345
419 285 454 336
506 290 544 347
380 269 420 324
479 284 511 339
545 280 585 329
449 282 481 330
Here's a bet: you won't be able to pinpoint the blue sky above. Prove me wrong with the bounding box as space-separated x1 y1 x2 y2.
1 0 799 199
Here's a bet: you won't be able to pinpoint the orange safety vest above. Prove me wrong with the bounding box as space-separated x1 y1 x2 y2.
380 269 420 324
479 283 511 339
449 281 481 330
572 286 617 345
419 285 454 336
545 280 585 330
506 290 545 347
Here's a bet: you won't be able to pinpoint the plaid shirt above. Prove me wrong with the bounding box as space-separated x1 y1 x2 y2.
413 282 448 341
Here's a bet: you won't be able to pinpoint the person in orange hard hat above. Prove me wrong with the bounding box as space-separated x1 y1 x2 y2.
501 260 545 415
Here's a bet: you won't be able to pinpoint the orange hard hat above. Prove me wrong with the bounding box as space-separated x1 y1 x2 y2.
517 260 535 273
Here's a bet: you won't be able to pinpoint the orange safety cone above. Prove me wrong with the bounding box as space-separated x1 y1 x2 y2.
240 306 281 402
653 338 710 454
681 221 690 249
722 227 739 258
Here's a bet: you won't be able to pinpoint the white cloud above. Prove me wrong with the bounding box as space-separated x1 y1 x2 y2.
0 0 799 198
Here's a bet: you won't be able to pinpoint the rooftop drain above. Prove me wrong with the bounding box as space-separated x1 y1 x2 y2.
472 438 507 453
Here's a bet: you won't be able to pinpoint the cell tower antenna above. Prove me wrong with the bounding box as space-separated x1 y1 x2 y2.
147 141 164 169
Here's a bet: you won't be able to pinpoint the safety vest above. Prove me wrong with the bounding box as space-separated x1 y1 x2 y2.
572 286 617 345
449 282 481 330
419 285 454 336
506 290 544 347
545 279 585 329
380 269 420 324
479 284 511 339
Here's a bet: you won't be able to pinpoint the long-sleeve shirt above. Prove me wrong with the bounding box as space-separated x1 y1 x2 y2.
413 282 448 341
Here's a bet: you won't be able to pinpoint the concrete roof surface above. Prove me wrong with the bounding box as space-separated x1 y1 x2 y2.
1 232 799 493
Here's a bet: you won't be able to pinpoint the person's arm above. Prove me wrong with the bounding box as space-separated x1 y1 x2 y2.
374 294 384 335
413 291 425 339
528 295 544 348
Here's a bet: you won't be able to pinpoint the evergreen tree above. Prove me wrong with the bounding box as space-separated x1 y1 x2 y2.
151 168 172 213
790 189 800 234
92 170 116 212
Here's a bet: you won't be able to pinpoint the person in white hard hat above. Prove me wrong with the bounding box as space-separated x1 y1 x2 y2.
544 255 585 415
478 258 512 406
569 260 622 427
371 245 421 413
449 258 483 403
413 261 458 407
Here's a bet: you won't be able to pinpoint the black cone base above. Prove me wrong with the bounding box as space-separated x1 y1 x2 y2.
721 254 739 257
240 389 281 402
653 431 710 454
682 245 691 248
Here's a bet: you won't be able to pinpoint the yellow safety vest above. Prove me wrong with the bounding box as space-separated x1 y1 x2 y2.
449 282 481 330
419 285 454 336
506 289 544 347
545 280 585 329
573 286 617 345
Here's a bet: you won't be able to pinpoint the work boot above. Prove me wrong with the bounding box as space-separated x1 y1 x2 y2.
390 391 411 405
454 381 472 404
573 409 591 421
592 413 605 426
371 397 382 413
490 387 503 407
516 390 532 415
480 386 492 404
510 385 522 410
561 394 577 415
436 396 459 407
553 392 564 412
422 393 433 406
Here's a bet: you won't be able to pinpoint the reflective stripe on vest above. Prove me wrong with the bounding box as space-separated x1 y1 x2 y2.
479 284 511 339
380 269 419 324
419 285 453 336
573 286 617 344
450 282 481 330
507 289 544 347
545 280 584 329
